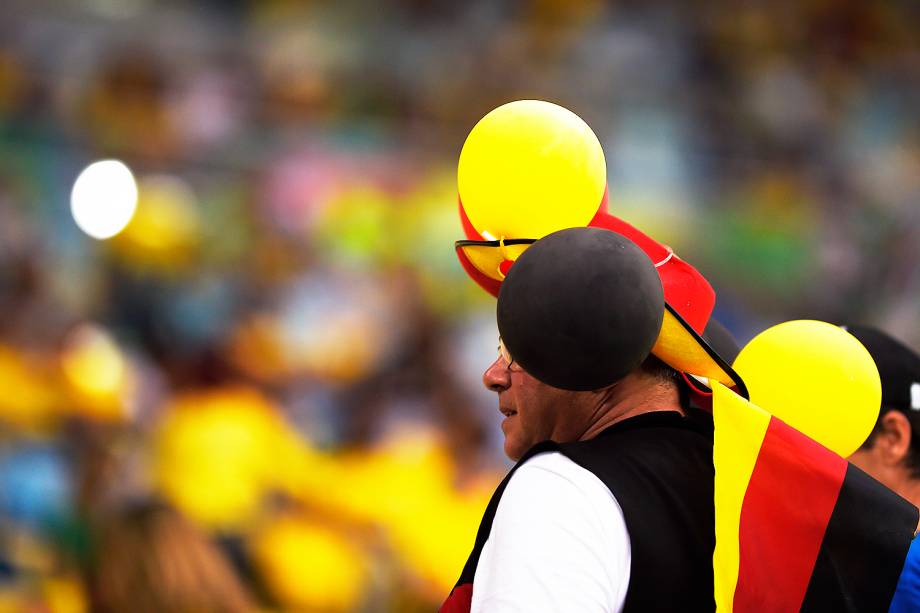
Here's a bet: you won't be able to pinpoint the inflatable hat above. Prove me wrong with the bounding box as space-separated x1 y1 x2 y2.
497 227 745 394
455 100 737 390
455 99 606 296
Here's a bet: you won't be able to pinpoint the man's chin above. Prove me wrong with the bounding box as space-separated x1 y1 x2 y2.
503 437 526 462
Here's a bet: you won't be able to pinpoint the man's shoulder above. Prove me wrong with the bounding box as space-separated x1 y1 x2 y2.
505 411 715 523
474 459 631 612
510 451 621 502
517 449 596 476
553 412 716 513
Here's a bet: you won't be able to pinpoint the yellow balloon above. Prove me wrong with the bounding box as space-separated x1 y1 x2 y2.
458 100 606 240
733 320 881 457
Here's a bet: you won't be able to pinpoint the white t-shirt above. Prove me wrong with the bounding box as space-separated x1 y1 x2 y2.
471 451 631 612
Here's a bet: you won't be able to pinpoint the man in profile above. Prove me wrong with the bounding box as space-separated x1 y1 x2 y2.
845 324 920 612
442 227 729 612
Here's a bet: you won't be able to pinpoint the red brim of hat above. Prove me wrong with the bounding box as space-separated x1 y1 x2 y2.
586 210 714 335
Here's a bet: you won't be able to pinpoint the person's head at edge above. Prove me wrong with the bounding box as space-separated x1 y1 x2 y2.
845 325 920 509
481 227 684 461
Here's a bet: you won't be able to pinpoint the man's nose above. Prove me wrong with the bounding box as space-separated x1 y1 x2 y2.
483 356 511 392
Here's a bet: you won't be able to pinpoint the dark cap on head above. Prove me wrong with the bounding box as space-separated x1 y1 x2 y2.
497 227 664 391
703 318 741 366
842 325 920 414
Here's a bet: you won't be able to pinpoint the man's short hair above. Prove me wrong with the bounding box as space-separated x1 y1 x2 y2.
638 354 689 411
639 353 681 385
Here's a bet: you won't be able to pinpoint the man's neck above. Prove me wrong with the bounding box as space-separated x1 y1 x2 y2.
579 373 684 442
895 476 920 513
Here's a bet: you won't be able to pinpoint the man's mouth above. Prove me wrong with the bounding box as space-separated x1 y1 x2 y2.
500 407 517 417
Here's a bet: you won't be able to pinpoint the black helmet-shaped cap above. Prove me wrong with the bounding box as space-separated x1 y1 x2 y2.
497 227 665 391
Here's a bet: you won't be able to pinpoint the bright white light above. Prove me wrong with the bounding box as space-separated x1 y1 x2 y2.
71 160 138 240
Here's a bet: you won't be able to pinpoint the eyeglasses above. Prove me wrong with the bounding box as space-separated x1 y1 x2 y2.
498 338 523 372
456 238 536 281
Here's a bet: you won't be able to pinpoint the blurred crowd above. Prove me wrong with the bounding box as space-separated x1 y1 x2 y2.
0 0 919 611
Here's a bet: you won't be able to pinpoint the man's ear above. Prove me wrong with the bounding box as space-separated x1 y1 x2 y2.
876 410 913 466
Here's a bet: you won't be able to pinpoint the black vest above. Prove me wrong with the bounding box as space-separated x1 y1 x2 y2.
441 411 716 613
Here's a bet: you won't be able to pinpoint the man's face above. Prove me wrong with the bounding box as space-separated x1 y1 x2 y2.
483 345 593 460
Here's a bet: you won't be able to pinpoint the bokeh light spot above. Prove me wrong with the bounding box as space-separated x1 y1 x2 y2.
70 160 138 240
